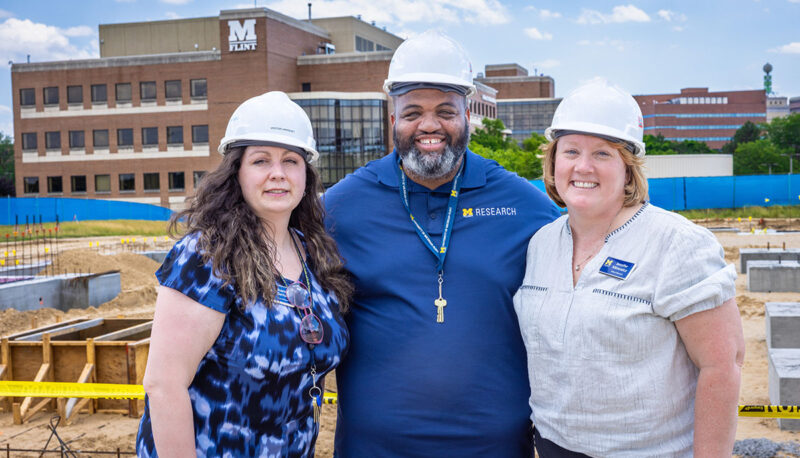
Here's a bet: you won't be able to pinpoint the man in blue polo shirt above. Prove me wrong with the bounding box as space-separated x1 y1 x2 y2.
324 30 560 457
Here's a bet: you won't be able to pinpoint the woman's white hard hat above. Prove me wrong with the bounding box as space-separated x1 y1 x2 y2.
383 30 476 97
218 91 319 162
545 78 646 157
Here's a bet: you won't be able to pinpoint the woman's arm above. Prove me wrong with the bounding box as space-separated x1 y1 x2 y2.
142 286 226 457
675 298 745 458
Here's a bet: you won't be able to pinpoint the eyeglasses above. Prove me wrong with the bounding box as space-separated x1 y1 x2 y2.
285 282 324 344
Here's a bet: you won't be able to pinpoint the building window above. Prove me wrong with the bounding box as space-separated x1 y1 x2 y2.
376 43 391 51
168 171 185 191
190 79 207 98
93 129 109 148
20 88 35 106
140 81 156 101
193 171 206 188
116 83 132 102
119 173 135 192
117 128 134 147
43 87 59 105
167 126 183 145
95 174 111 193
302 82 311 92
47 176 63 194
355 36 375 52
24 177 39 194
143 172 160 191
142 127 158 146
191 125 208 144
69 130 85 148
71 175 87 193
67 85 83 104
91 84 107 103
165 80 181 100
21 132 37 151
45 131 61 149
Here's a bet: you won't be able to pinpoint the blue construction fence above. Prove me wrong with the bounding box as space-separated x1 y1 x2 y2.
530 174 800 211
0 197 173 225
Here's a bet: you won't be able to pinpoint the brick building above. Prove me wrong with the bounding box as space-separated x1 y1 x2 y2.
633 87 767 150
12 8 498 207
474 64 559 145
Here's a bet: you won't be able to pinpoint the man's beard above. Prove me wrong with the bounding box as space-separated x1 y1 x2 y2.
394 119 470 180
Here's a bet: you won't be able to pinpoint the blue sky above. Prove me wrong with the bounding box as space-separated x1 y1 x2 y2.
1 0 798 137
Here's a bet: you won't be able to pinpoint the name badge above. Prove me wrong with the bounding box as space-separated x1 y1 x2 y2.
599 257 635 280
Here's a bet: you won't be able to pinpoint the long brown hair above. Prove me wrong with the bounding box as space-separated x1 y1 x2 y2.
169 146 352 312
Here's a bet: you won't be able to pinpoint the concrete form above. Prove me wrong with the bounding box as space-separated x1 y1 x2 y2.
766 303 800 349
0 261 49 277
140 250 168 264
0 271 121 311
740 248 800 273
746 260 800 292
0 318 151 424
768 348 800 430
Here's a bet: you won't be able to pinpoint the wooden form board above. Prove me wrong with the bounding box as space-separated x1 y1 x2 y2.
0 317 151 424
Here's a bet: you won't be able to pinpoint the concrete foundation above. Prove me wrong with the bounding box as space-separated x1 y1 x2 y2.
766 302 800 349
768 348 800 430
746 260 800 292
740 248 800 273
0 271 121 311
0 261 50 277
140 250 168 264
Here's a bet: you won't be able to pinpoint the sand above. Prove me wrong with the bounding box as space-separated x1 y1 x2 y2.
1 228 800 455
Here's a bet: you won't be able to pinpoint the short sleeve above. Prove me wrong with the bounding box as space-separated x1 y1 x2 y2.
652 223 736 321
155 233 236 313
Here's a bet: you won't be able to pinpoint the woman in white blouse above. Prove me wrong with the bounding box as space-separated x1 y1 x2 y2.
513 79 744 457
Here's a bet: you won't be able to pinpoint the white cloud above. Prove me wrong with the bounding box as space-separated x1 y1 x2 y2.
530 59 560 71
165 11 182 19
0 104 10 114
539 9 562 19
268 0 511 26
673 25 684 32
161 0 192 4
0 18 97 63
657 9 686 22
0 9 12 18
63 26 93 37
788 0 800 3
524 27 552 40
770 42 800 53
577 5 650 24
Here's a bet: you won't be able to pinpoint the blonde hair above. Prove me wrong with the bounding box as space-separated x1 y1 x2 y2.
541 137 648 208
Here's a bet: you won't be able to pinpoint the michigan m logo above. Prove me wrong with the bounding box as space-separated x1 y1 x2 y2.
462 208 473 217
228 19 257 51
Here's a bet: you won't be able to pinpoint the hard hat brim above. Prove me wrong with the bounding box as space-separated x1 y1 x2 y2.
218 132 320 163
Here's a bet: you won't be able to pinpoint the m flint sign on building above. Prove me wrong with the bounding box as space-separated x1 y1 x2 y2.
228 19 257 51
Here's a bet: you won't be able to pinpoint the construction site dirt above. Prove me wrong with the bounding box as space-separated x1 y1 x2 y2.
1 229 799 457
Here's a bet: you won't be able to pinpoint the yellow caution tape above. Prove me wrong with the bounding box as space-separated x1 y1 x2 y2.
3 383 796 418
0 381 339 404
738 405 800 419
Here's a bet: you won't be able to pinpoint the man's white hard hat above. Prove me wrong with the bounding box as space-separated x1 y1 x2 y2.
545 78 646 157
383 30 476 97
218 91 319 162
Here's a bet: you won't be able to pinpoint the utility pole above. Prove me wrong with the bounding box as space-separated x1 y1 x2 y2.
762 162 778 175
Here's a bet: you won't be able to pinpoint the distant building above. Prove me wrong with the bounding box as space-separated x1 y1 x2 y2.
766 96 790 122
474 64 558 145
644 154 733 178
789 96 800 114
634 87 766 149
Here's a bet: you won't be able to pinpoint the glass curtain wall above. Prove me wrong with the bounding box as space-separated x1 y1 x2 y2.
295 98 387 187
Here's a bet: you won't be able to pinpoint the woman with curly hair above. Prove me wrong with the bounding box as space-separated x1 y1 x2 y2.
136 91 351 457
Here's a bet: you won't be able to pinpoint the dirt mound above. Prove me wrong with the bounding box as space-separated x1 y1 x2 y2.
47 249 160 291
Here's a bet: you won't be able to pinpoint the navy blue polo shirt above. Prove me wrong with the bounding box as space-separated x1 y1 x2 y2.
324 150 560 457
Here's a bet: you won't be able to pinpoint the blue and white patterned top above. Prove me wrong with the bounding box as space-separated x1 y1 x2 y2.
136 230 349 457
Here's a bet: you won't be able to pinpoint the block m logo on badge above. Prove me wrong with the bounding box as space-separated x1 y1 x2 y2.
228 19 257 51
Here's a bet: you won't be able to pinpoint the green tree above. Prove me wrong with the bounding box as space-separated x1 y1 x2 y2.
732 139 789 175
764 113 800 157
0 133 14 196
470 142 543 179
522 131 547 153
644 134 676 155
470 118 516 151
721 121 762 155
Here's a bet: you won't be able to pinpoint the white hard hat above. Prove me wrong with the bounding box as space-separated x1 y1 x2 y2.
383 30 476 97
218 91 319 162
545 78 646 157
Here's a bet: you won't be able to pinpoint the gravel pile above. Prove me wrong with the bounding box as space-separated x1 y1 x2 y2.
734 438 800 457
